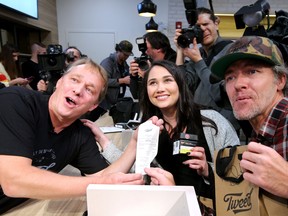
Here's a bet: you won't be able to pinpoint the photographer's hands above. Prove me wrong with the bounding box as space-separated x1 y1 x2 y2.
129 59 151 78
129 59 139 77
182 38 203 63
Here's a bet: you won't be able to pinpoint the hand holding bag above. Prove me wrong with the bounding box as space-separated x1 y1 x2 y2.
215 145 288 216
214 145 260 216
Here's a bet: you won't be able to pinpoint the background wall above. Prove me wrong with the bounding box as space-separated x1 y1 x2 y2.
56 0 288 64
0 0 58 46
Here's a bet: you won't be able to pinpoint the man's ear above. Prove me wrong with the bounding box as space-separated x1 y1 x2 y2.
55 77 63 88
215 16 220 25
88 104 98 112
277 74 287 91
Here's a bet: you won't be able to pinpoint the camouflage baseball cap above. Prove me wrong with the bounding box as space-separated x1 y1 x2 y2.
211 36 284 80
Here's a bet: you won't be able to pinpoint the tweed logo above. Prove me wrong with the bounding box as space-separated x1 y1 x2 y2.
223 188 253 214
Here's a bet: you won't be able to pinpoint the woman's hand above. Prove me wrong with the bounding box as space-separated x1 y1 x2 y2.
9 77 29 86
131 116 164 143
182 146 209 177
81 119 110 150
144 167 175 186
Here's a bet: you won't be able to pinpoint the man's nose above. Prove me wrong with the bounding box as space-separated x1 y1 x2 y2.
73 84 84 95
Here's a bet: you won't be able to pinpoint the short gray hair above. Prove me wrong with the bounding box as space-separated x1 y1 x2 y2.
272 65 288 96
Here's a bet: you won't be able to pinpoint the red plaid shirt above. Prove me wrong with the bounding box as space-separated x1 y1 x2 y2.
252 97 288 161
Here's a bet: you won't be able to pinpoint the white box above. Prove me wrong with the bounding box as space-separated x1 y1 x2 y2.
86 184 201 216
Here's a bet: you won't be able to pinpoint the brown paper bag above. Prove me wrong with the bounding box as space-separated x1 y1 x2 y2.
215 145 260 216
215 145 288 216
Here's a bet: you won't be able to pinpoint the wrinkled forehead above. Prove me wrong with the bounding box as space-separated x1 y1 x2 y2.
225 59 274 76
68 64 104 81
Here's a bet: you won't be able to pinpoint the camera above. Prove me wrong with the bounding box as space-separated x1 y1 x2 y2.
37 44 66 81
47 44 63 55
37 44 66 94
134 37 151 71
173 133 198 155
177 25 203 48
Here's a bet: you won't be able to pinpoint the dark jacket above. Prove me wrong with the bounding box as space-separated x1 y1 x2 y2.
99 52 130 110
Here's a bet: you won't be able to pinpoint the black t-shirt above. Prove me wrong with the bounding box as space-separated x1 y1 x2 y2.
0 87 109 213
0 86 108 173
21 60 41 90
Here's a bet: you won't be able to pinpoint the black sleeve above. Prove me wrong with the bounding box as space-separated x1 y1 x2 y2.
0 91 37 158
70 129 109 174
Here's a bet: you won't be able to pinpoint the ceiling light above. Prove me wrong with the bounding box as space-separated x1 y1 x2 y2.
138 0 157 17
145 17 158 32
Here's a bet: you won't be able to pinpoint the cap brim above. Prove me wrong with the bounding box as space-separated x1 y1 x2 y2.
211 53 276 82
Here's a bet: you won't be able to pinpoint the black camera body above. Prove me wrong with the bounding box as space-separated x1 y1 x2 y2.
134 37 151 71
134 55 150 71
37 45 66 95
37 44 66 82
177 25 204 48
173 133 198 155
47 44 63 55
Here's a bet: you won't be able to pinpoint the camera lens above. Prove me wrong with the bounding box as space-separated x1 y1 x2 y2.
177 34 192 48
47 56 57 66
138 60 149 71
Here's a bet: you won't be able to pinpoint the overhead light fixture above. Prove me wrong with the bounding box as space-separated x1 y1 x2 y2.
145 17 158 32
138 0 157 17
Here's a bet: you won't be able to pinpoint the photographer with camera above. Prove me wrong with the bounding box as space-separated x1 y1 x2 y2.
87 40 134 122
129 32 176 99
175 7 244 133
36 45 83 94
64 46 83 68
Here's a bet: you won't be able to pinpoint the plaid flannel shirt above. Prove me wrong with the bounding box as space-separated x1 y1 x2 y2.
252 97 288 160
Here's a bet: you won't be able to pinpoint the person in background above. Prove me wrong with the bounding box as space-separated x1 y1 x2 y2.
211 35 288 199
0 58 150 214
129 32 176 99
22 42 47 90
64 46 83 68
0 43 31 88
91 40 133 121
85 60 240 205
174 7 244 134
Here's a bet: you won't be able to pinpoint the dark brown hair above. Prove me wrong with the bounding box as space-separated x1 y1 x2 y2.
0 43 19 79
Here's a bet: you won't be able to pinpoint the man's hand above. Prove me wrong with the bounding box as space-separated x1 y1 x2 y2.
93 172 144 185
37 79 48 92
129 59 139 77
119 75 130 85
240 142 288 198
182 38 203 63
